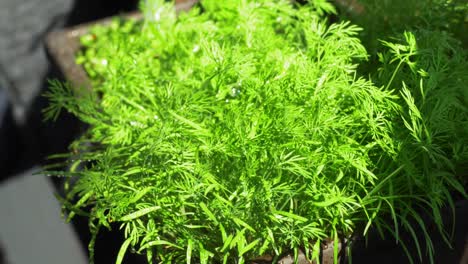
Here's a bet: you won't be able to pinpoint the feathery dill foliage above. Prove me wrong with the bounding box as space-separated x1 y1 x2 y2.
341 0 468 184
377 30 468 177
336 0 468 52
43 0 467 263
368 30 468 263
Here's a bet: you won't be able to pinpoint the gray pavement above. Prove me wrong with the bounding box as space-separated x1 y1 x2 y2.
0 168 86 264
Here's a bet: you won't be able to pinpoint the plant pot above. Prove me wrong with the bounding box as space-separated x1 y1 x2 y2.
45 0 199 90
271 239 345 264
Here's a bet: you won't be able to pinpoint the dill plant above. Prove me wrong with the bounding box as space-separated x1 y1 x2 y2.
341 0 468 185
44 0 467 263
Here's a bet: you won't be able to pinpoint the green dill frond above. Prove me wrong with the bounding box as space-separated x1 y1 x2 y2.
43 0 468 263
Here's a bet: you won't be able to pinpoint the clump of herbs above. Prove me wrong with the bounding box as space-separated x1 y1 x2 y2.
337 0 468 183
44 0 467 263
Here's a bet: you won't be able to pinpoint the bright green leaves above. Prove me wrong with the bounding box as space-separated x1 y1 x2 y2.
400 83 428 144
120 206 161 222
238 238 261 257
272 210 308 222
116 238 132 264
142 0 176 31
44 0 468 263
186 239 193 264
356 9 468 263
306 0 337 16
199 202 218 225
382 32 418 67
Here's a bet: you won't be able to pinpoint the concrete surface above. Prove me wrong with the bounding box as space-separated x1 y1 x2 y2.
0 168 87 264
